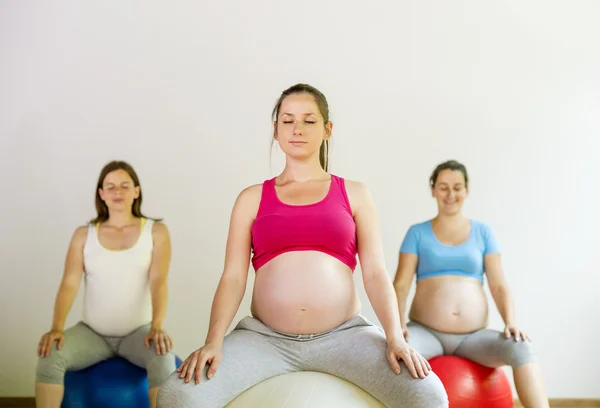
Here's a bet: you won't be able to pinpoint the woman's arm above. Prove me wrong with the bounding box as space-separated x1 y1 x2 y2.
178 185 261 383
347 180 430 378
481 225 528 339
486 253 530 341
38 226 86 357
51 226 87 332
392 253 417 336
485 254 516 327
346 181 403 342
148 222 171 331
204 185 260 345
144 222 175 354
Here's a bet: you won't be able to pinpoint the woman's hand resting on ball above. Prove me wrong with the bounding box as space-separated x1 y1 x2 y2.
177 341 223 384
37 330 65 358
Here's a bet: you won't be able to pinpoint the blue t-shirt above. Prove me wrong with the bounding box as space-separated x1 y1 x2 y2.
399 220 501 283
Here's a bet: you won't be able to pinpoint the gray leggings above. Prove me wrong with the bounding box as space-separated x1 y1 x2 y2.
407 321 536 369
36 321 177 388
157 315 448 408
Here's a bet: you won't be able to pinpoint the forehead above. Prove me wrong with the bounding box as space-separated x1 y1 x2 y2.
436 169 465 184
103 169 133 185
280 93 319 116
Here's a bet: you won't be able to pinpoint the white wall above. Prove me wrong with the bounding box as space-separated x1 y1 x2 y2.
1 0 598 398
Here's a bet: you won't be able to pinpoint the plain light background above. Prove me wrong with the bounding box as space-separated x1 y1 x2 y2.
1 0 598 399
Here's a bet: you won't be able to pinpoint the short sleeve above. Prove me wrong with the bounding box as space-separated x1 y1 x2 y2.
399 225 419 254
483 224 501 254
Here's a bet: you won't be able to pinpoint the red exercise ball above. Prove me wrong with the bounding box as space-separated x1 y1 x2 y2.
429 356 514 408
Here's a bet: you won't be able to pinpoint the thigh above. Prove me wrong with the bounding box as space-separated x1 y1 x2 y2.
157 327 300 408
117 324 172 367
39 322 114 372
305 321 448 408
118 324 177 387
453 328 536 368
406 322 444 360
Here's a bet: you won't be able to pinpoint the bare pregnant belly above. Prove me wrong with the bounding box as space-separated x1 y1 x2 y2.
409 275 489 333
251 251 360 334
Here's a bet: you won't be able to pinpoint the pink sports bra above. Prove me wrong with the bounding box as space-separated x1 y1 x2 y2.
250 174 358 272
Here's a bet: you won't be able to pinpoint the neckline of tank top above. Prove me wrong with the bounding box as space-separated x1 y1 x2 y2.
270 174 340 208
93 217 148 252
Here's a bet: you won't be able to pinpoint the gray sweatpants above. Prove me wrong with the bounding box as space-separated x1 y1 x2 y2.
407 320 536 369
157 315 448 408
36 321 177 388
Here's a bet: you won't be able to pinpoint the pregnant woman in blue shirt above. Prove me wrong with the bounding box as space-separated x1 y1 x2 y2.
393 160 549 408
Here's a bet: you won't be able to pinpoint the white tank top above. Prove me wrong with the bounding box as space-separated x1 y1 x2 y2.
82 218 154 337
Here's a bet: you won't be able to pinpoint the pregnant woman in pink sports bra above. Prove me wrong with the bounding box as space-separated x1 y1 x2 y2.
157 84 448 408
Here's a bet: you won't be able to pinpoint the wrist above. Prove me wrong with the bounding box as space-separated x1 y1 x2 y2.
151 320 164 331
51 323 64 332
205 332 224 346
386 330 407 345
380 318 406 344
205 339 224 347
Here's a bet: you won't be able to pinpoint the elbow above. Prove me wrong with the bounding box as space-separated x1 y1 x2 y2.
489 283 509 298
220 273 247 293
59 280 80 293
362 265 389 287
392 273 411 294
393 282 410 299
392 267 414 296
150 276 168 293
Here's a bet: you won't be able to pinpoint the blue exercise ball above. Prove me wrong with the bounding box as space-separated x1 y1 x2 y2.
61 355 182 408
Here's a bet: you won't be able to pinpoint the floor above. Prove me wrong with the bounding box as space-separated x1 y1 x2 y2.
516 402 600 408
3 400 600 408
3 404 600 407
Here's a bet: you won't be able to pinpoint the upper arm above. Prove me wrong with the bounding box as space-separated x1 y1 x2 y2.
149 222 172 283
61 226 87 287
221 184 262 282
484 253 507 292
482 224 506 291
399 226 419 255
345 180 386 281
394 227 419 288
393 253 418 289
483 223 501 255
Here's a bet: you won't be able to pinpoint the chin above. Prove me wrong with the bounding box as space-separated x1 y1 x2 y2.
285 151 315 162
109 204 130 211
439 205 460 215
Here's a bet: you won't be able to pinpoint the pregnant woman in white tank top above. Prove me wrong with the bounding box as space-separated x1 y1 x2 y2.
35 160 176 408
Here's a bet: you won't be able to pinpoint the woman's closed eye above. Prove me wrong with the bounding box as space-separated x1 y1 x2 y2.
281 120 316 124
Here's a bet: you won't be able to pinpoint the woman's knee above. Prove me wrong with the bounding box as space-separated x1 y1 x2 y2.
147 353 177 388
156 372 212 408
380 365 448 408
406 371 448 408
35 349 67 385
508 339 537 368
